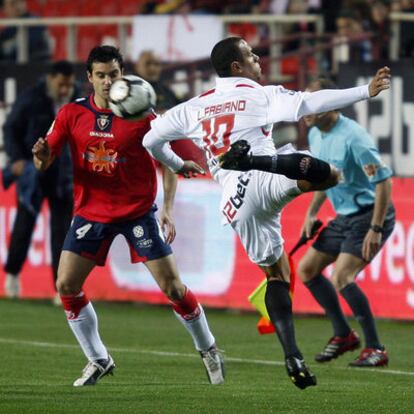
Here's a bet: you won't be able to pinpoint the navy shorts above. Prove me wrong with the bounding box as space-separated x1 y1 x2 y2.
312 204 395 261
62 205 172 266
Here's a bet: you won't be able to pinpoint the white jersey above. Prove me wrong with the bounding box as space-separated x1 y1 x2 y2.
144 76 370 266
147 76 369 182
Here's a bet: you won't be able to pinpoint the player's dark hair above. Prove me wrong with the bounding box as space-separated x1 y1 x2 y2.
86 45 124 73
48 60 74 77
210 37 244 77
308 76 338 90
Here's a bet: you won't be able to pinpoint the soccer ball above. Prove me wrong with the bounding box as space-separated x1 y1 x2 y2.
109 75 156 119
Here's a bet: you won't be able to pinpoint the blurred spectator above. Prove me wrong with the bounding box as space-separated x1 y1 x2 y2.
392 0 414 57
134 50 180 113
333 8 373 70
2 61 78 301
371 0 391 59
0 0 51 62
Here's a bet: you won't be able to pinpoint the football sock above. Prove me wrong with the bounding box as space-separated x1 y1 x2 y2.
61 292 108 362
265 280 302 359
172 288 215 351
340 283 381 349
305 275 351 337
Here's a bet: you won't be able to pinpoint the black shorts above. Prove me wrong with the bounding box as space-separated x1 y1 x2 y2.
312 204 395 261
63 205 172 266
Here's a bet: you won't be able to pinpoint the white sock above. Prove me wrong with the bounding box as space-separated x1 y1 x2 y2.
67 302 108 362
174 305 215 351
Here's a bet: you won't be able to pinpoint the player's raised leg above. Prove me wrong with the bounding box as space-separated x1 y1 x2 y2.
56 250 115 386
145 254 224 385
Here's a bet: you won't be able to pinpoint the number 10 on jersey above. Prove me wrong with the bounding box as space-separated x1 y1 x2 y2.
201 114 235 159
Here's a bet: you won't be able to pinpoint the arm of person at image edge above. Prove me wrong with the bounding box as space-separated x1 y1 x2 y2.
350 129 393 263
159 164 177 244
32 107 69 172
142 67 390 176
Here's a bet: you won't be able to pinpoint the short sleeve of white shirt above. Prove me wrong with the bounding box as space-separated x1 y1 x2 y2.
263 86 304 124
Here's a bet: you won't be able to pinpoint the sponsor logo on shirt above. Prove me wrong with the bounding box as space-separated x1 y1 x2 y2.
363 163 380 177
222 173 251 223
84 141 118 174
89 131 115 138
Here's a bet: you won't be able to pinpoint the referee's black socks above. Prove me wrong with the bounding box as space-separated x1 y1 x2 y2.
340 283 382 349
265 280 302 359
305 275 351 337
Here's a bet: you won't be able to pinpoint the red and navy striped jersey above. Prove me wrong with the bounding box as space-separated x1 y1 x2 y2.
47 95 157 223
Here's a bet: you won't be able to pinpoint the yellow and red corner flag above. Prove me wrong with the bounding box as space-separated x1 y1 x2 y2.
248 220 323 335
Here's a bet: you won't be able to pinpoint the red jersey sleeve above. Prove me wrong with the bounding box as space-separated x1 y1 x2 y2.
46 105 70 157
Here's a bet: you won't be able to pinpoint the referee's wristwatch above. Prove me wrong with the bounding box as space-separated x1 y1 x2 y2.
370 224 384 233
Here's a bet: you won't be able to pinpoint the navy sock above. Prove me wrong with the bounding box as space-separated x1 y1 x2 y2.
265 280 302 359
305 275 351 337
340 283 381 349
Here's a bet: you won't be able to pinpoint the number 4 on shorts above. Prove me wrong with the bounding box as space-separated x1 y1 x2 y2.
76 223 92 239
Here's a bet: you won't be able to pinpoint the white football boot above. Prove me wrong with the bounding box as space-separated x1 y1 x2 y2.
73 355 115 386
200 345 225 385
4 273 20 298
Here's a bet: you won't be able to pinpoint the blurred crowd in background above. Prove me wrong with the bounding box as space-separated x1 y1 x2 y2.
1 0 414 63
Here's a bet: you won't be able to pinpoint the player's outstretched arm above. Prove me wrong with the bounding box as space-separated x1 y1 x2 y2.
32 137 54 171
297 66 391 118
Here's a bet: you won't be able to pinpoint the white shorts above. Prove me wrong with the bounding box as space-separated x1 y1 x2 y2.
219 169 302 266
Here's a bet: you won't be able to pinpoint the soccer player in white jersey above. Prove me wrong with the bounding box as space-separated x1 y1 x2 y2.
143 37 391 389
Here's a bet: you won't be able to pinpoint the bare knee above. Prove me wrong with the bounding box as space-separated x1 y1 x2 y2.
331 272 354 291
56 274 83 296
297 260 318 283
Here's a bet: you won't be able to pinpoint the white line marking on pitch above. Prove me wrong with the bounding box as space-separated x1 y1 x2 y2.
1 337 413 377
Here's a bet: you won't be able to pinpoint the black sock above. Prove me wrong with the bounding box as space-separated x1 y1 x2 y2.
249 154 330 183
265 280 302 359
305 275 351 337
340 283 381 349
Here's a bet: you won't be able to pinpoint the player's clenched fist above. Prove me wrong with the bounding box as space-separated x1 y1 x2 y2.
32 137 53 171
32 137 50 162
368 66 391 97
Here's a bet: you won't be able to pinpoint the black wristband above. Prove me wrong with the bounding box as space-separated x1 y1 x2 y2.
370 224 384 233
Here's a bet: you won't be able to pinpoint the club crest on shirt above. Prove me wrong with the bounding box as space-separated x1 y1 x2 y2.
133 225 144 238
97 115 110 130
363 163 380 177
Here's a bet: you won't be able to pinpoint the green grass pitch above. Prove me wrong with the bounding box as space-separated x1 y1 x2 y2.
0 299 413 414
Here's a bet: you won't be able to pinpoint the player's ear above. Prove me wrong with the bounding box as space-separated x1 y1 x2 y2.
87 71 93 83
230 61 243 75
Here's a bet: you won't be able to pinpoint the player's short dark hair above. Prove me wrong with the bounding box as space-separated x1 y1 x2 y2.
210 37 244 77
48 60 74 77
86 45 124 73
308 76 338 90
